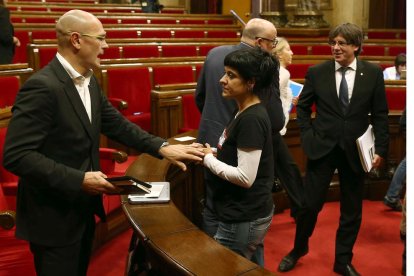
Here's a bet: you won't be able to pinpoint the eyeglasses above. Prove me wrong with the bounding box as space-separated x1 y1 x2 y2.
255 36 278 48
66 31 107 43
328 40 351 47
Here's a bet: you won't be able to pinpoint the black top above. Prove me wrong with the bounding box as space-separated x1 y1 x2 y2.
212 104 274 222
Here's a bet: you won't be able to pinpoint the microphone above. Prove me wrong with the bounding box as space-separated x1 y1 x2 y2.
230 10 246 26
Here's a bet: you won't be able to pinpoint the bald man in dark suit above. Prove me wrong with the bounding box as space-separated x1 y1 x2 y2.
3 9 203 276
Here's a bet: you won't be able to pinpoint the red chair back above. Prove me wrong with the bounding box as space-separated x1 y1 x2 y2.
123 45 160 58
162 45 197 57
152 66 194 86
0 76 20 108
179 93 200 133
106 68 152 131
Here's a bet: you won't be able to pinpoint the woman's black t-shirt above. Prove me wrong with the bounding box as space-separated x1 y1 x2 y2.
213 103 274 222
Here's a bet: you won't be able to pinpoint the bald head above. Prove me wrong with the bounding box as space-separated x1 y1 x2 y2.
241 18 276 44
56 10 102 45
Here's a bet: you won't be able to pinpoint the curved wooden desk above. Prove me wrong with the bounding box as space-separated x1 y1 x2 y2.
121 131 276 275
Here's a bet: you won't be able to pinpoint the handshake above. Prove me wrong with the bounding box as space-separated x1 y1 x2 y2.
190 143 217 156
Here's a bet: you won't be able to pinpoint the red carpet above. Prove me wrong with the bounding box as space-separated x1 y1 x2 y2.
89 200 404 275
264 200 404 275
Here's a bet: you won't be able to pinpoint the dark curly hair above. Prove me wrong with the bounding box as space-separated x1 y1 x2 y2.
224 47 279 101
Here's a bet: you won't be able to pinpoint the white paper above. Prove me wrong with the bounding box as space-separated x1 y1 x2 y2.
356 125 375 172
128 182 170 204
174 136 196 142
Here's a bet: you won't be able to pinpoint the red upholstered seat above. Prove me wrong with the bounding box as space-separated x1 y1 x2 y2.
106 30 138 39
287 63 313 79
311 45 331 55
100 151 137 216
199 45 216 56
30 30 56 41
207 19 234 25
26 17 57 23
290 45 308 55
101 46 122 59
179 93 200 133
388 46 406 56
150 19 177 24
121 18 148 24
12 30 29 63
361 45 385 56
152 65 195 86
0 186 36 276
162 45 198 57
367 31 398 39
99 18 120 24
207 30 239 38
38 47 58 69
0 76 20 108
0 127 18 209
140 30 172 38
379 63 393 70
123 45 160 58
179 19 205 24
106 68 152 132
386 87 406 111
174 30 205 38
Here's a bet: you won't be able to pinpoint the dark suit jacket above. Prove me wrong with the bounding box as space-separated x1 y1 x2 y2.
296 59 389 173
0 6 15 64
195 43 284 146
3 57 165 247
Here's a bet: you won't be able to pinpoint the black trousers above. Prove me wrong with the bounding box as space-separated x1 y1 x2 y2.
30 214 96 276
293 145 364 265
273 133 304 218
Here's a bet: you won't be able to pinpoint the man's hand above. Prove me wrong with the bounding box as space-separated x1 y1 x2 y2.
81 171 120 195
372 154 384 169
159 144 204 171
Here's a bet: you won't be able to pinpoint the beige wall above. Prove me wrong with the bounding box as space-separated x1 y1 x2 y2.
159 0 186 8
223 0 252 23
328 0 370 28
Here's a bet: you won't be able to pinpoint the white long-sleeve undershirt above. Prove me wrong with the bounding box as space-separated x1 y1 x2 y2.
203 148 262 188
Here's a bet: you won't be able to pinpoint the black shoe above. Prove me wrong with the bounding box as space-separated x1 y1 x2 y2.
383 196 402 211
278 247 309 272
333 263 360 276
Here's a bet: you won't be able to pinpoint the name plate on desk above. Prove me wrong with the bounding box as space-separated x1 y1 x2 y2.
128 182 170 204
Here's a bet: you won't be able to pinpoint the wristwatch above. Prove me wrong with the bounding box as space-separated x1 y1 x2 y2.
160 141 169 149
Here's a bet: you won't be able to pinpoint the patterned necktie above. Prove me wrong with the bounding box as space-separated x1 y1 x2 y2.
339 67 349 113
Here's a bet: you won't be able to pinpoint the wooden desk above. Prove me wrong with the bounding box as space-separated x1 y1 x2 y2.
121 131 276 275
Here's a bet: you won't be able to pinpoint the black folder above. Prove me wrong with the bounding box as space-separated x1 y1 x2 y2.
106 176 152 195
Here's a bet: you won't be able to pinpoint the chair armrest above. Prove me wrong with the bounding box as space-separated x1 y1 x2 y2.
108 97 129 111
0 210 16 230
99 147 128 164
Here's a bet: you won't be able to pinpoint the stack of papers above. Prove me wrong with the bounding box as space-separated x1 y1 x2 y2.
128 182 170 204
356 125 375 172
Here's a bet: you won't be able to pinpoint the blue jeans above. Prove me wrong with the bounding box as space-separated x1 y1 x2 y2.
213 206 274 267
385 157 406 202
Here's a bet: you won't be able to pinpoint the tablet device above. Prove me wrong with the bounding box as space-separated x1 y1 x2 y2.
106 176 152 195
